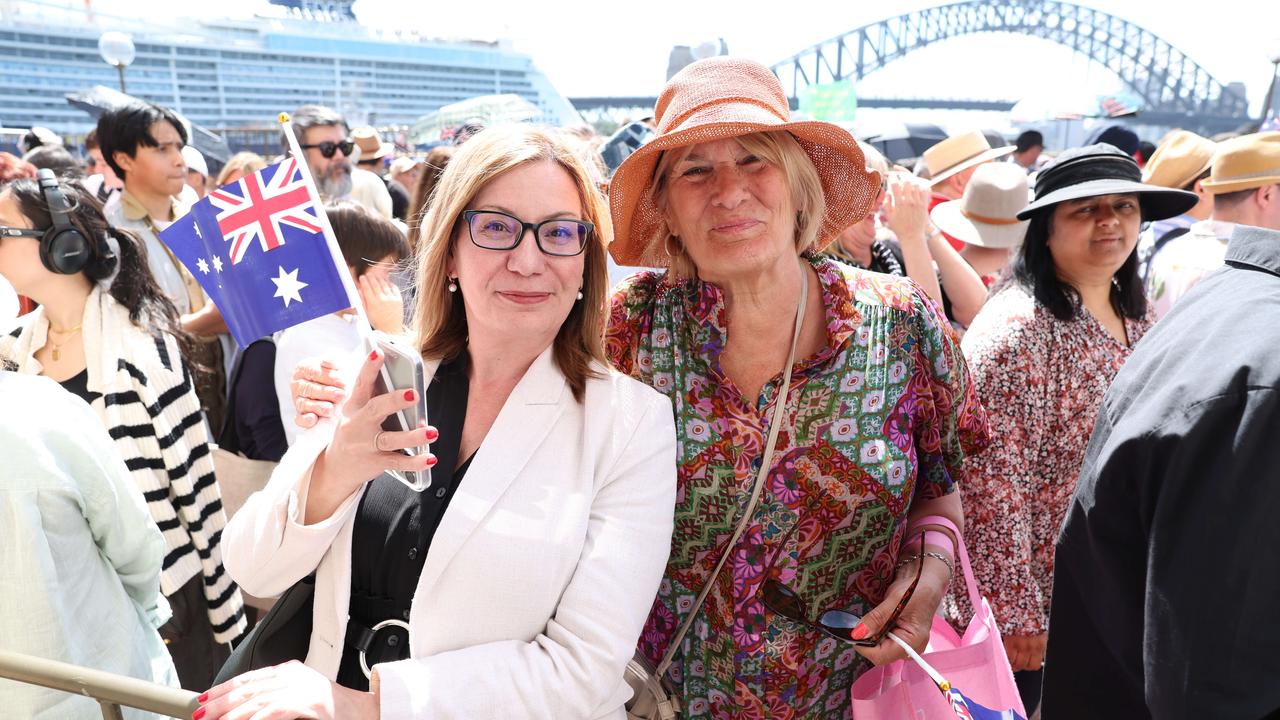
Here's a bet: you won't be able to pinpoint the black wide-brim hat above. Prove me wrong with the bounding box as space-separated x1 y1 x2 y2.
1017 143 1198 221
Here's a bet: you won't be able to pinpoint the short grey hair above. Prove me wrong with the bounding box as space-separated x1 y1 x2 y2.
287 105 348 146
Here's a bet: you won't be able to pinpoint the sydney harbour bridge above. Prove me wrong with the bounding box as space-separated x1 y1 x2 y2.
570 0 1254 135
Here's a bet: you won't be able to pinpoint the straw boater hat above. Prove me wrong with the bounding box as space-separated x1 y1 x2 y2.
1141 131 1216 190
608 57 879 267
923 130 1015 187
1017 143 1197 221
1200 132 1280 195
930 163 1030 248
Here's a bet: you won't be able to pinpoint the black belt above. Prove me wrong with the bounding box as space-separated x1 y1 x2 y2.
346 592 411 678
346 617 411 678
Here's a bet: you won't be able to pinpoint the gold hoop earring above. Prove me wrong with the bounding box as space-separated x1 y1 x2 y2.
663 234 683 258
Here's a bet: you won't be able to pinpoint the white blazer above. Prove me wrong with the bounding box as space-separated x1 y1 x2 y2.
223 347 676 719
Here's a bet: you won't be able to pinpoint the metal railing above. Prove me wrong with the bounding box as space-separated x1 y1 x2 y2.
0 650 199 720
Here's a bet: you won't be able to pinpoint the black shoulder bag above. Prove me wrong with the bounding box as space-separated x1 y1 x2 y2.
213 574 315 685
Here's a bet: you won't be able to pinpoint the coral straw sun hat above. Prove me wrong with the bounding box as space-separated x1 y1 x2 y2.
607 56 880 267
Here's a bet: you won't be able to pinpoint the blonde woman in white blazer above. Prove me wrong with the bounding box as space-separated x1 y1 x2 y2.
202 126 677 720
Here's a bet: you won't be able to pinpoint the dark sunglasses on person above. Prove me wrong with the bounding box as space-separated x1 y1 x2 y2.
759 523 925 647
300 139 355 159
462 209 592 257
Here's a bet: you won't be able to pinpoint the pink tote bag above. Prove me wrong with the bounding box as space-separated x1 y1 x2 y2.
850 516 1025 719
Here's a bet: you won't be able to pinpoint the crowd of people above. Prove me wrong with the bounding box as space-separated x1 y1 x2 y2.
1 53 1278 720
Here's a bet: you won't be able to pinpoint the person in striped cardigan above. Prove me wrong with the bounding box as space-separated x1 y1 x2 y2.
0 174 246 689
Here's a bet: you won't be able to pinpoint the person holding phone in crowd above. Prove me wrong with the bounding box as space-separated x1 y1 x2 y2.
201 125 677 719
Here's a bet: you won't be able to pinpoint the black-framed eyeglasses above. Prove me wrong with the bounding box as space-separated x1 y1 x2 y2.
300 140 355 159
759 521 925 647
0 226 44 239
462 210 591 257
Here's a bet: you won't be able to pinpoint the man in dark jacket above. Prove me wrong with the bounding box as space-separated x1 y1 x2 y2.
1042 222 1280 719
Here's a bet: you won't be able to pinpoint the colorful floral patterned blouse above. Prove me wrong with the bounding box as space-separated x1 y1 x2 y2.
606 254 989 719
956 283 1153 637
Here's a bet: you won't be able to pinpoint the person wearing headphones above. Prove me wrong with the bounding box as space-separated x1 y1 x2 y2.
0 170 246 690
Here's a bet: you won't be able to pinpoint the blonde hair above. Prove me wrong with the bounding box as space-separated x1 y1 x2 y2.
215 152 267 186
856 140 890 178
413 125 611 401
648 130 826 280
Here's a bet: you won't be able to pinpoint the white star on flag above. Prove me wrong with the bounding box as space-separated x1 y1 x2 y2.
196 257 210 275
212 255 224 273
271 266 308 308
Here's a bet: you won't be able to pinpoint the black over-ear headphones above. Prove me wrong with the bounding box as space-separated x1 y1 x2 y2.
35 168 115 280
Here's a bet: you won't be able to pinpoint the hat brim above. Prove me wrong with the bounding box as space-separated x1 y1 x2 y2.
1142 156 1214 191
608 114 879 268
1201 173 1280 195
929 146 1016 186
1016 179 1198 221
930 201 1027 249
355 143 392 161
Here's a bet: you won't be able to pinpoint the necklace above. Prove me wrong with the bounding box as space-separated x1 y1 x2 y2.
47 324 82 362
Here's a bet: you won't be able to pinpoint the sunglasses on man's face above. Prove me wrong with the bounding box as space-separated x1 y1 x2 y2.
759 524 925 647
300 140 355 159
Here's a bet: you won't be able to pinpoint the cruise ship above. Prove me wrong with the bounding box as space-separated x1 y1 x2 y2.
0 0 579 138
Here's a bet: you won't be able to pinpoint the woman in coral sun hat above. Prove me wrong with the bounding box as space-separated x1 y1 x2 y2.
607 56 989 719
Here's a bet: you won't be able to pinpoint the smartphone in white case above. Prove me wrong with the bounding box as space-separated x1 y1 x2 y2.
369 332 431 492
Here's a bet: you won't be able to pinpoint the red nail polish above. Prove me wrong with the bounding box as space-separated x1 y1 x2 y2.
425 428 439 442
850 623 869 640
368 350 378 361
193 708 206 720
197 692 208 703
426 454 438 466
403 389 415 402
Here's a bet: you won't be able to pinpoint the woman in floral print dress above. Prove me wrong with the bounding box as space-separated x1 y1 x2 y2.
605 58 989 719
956 144 1197 715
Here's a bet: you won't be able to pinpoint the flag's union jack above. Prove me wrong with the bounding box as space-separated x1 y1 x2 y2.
209 156 323 265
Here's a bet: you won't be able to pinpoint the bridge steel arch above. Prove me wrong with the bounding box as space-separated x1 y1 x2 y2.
771 0 1250 131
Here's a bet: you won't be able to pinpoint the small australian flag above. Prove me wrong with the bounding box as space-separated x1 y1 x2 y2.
159 156 351 346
